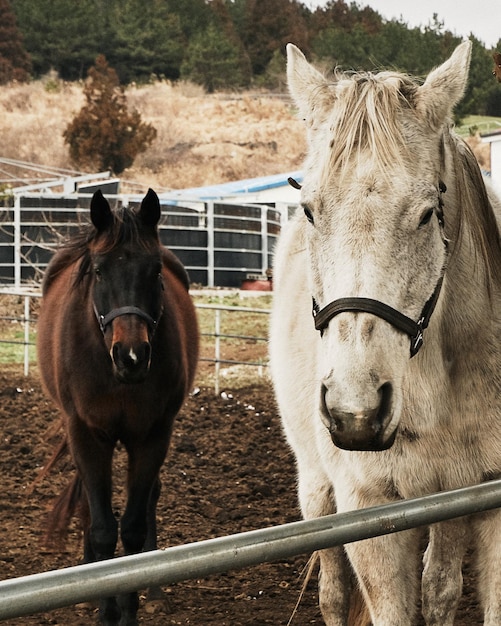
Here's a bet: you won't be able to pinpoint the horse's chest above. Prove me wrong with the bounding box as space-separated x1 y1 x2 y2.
363 431 492 497
71 384 166 440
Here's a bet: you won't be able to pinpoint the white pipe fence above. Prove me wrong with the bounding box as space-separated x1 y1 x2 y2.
196 302 270 394
0 290 270 387
3 192 285 289
0 478 500 620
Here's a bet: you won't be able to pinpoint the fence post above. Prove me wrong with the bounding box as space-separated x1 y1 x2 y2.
260 205 268 276
23 295 30 377
14 195 21 289
206 201 215 288
214 308 221 395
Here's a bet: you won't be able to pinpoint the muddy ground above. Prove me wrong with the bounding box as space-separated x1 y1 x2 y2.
0 367 484 625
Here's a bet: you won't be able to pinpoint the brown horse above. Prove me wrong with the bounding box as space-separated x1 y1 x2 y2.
37 189 199 625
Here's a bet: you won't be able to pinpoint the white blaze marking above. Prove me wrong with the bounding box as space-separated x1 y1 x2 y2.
129 348 138 363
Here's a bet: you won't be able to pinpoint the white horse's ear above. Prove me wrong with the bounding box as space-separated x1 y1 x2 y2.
416 40 472 130
287 43 334 123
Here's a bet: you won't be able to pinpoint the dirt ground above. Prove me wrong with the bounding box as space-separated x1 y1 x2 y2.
0 365 485 625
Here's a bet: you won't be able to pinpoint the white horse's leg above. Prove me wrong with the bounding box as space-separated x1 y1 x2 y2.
474 510 501 625
344 530 421 626
296 465 353 626
270 218 360 624
421 519 467 625
334 478 421 626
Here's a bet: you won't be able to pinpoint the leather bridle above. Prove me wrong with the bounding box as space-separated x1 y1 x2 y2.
94 305 157 335
311 181 447 358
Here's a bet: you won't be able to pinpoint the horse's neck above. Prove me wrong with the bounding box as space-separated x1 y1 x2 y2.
439 134 501 356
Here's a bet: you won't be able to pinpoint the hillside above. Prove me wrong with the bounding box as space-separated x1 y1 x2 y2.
0 79 490 194
0 79 306 193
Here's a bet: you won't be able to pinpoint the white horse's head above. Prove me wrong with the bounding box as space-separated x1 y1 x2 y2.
287 41 472 451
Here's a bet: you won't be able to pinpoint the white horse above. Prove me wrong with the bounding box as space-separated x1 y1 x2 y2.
270 41 501 625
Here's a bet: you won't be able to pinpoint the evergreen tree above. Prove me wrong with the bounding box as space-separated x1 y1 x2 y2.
0 0 31 83
64 55 157 174
181 22 249 92
167 0 212 40
6 0 500 117
242 0 309 76
457 36 501 118
208 0 252 86
107 0 185 82
11 0 107 79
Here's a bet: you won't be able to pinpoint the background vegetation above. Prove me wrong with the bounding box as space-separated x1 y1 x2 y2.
1 0 500 117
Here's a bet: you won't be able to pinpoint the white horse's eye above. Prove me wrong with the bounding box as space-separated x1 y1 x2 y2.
303 205 314 225
419 208 434 228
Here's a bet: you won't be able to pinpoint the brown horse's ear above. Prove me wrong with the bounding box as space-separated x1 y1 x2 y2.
139 188 161 229
90 189 113 232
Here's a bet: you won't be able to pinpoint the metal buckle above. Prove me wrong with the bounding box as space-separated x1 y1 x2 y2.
410 318 425 357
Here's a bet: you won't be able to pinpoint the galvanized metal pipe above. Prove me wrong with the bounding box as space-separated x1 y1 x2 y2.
1 478 501 620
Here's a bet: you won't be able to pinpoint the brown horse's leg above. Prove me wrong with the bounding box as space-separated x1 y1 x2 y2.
143 477 161 552
67 416 120 625
143 478 172 607
117 435 170 625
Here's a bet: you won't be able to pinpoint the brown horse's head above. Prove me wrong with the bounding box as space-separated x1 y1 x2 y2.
89 189 164 384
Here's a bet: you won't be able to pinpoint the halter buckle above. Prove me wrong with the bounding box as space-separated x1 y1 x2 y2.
409 318 425 357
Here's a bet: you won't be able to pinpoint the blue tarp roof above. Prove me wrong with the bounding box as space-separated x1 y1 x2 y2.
161 170 303 202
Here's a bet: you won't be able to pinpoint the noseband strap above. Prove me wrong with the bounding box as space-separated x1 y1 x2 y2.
95 305 157 335
312 276 443 357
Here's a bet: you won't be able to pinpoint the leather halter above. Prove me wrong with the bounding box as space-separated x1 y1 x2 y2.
311 181 447 358
94 305 157 335
312 276 443 357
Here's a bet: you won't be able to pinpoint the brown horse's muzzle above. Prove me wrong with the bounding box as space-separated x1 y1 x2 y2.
109 316 152 383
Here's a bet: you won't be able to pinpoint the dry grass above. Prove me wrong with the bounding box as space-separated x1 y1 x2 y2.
0 81 84 173
0 77 490 193
0 78 306 191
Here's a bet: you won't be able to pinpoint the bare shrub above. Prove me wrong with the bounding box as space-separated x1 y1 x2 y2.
63 56 157 175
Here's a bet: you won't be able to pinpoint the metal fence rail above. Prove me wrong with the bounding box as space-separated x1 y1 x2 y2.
0 478 500 620
196 302 270 393
2 192 285 288
0 290 270 387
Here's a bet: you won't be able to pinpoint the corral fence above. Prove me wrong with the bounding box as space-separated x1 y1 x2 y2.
1 478 501 620
0 191 288 289
0 187 283 385
0 289 270 390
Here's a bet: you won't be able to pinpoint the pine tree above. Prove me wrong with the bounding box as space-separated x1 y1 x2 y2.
181 22 249 92
242 0 309 76
108 0 185 82
63 55 157 175
0 0 31 83
11 0 105 80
